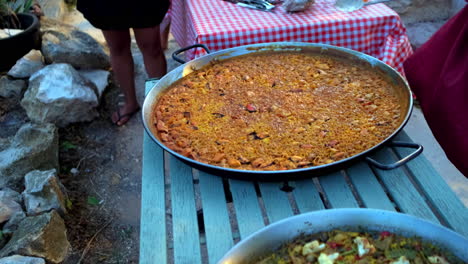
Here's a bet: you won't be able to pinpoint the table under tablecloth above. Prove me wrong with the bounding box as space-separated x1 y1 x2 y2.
170 0 413 74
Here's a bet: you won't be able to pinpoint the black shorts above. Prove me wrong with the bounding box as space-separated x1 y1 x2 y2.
77 0 170 30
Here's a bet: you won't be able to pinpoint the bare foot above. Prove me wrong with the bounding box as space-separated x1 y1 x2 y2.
111 104 141 126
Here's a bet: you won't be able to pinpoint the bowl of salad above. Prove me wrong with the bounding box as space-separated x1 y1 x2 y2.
218 209 468 264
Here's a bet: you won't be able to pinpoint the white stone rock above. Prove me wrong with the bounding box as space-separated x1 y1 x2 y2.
2 210 26 236
0 211 70 263
0 197 23 224
61 9 107 46
0 188 24 231
8 50 45 79
40 17 110 70
0 30 8 39
22 169 68 216
0 123 58 188
0 76 27 100
0 255 45 264
37 0 68 20
21 63 99 127
0 188 22 204
79 69 110 99
69 168 79 176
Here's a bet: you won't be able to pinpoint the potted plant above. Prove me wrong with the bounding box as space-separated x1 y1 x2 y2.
0 0 41 72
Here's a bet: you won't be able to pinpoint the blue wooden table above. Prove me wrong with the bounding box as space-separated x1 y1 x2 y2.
140 81 468 264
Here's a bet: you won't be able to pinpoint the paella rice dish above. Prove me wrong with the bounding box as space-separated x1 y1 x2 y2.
152 52 403 171
252 230 465 264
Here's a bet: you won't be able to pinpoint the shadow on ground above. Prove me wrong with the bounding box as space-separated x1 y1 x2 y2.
59 37 181 264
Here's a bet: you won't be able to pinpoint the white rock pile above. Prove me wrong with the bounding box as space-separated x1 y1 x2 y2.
0 11 111 263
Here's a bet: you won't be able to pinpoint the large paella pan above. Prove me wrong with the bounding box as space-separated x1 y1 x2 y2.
142 42 422 180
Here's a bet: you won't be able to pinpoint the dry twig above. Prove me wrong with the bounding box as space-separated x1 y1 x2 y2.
76 153 97 170
76 218 113 264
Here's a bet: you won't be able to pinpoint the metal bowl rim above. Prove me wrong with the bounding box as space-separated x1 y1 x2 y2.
218 208 468 263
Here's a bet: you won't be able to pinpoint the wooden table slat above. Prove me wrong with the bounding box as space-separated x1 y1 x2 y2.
371 148 440 224
258 182 294 224
229 179 265 239
170 157 202 264
394 132 468 237
198 171 234 263
291 179 325 213
319 171 360 208
140 135 167 264
346 162 396 211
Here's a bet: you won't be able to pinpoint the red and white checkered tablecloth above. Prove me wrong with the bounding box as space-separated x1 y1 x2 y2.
170 0 413 74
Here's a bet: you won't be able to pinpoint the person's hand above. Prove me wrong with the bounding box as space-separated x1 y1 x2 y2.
30 3 44 17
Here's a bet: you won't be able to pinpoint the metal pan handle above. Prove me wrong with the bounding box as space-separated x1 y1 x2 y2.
366 141 423 170
172 44 211 64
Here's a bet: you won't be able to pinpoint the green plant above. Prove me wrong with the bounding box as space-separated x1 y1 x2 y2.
0 0 34 29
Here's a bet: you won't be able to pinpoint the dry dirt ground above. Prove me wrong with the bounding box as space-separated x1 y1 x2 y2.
56 40 181 264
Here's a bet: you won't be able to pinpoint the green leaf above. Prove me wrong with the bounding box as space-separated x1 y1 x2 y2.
0 0 8 15
24 0 33 11
0 230 3 240
5 0 33 13
385 248 418 260
87 196 101 206
66 199 73 210
341 248 356 256
61 141 77 150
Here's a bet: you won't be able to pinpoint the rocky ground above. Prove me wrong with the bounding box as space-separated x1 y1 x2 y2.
0 12 179 262
0 40 179 264
1 1 467 264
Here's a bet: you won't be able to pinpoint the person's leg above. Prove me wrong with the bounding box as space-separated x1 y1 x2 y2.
160 14 171 50
102 29 140 126
133 26 167 78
